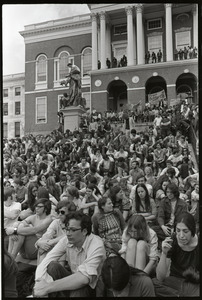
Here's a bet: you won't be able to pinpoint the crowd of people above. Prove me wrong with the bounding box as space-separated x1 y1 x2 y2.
3 97 199 297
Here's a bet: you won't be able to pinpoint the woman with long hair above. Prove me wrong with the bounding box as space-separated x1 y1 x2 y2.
46 176 60 202
153 212 199 297
132 183 157 224
19 182 39 220
109 185 131 221
92 196 125 256
119 214 158 275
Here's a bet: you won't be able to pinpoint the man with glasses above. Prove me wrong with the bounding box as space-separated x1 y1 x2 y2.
34 211 106 297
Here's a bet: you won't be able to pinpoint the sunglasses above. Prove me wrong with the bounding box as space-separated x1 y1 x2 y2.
58 210 66 215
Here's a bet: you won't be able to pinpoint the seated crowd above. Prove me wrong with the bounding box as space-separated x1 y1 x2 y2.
3 101 199 297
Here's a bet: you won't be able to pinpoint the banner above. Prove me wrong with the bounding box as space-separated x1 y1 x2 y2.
148 90 166 106
170 98 181 106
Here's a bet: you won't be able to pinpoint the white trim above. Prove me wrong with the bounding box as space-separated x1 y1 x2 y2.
175 30 191 50
147 18 162 30
23 26 92 44
57 94 63 112
167 84 176 87
81 47 92 78
91 90 108 94
35 96 47 124
128 87 145 91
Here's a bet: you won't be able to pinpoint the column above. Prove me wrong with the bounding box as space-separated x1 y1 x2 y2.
192 4 198 49
99 11 106 69
135 4 144 65
106 23 112 62
125 6 134 66
165 4 173 61
91 13 98 70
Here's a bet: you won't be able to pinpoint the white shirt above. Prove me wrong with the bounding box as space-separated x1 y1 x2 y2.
4 201 21 228
35 233 106 289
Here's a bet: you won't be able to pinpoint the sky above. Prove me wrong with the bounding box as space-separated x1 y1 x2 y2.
2 4 90 75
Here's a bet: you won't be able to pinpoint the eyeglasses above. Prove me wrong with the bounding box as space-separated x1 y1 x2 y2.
32 189 38 192
65 227 82 233
36 205 44 208
58 210 66 215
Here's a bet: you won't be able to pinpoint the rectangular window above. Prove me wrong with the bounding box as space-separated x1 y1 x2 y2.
15 87 21 96
3 89 8 97
15 102 21 115
114 24 127 35
148 35 163 55
3 123 8 138
147 19 162 30
3 103 8 115
175 31 191 50
15 122 20 137
36 97 47 124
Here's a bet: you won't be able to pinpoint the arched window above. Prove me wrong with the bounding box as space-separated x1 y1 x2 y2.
54 51 74 87
82 47 92 77
59 52 69 80
35 54 47 89
36 54 47 82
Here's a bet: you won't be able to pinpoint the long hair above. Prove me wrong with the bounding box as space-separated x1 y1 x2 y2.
46 176 60 201
27 182 38 212
126 214 149 241
135 183 151 213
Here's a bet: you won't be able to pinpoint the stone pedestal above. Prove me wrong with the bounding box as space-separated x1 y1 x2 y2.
60 106 86 132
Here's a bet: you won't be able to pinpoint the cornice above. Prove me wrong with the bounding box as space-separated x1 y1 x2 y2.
20 20 91 38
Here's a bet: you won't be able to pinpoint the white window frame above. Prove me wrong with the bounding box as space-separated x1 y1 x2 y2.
3 123 8 138
35 54 47 90
3 103 8 116
3 88 8 97
15 101 21 115
54 51 74 88
15 122 21 138
147 18 162 30
81 47 91 86
175 29 191 51
15 87 21 96
114 24 127 35
57 94 63 111
112 41 127 66
147 33 163 62
36 96 47 124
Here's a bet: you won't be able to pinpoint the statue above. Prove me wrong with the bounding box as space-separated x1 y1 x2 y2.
60 63 85 108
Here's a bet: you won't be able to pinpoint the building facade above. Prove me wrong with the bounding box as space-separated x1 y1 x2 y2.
3 73 25 139
20 3 198 135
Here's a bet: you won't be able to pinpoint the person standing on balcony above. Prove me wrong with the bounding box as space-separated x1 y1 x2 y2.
157 50 162 62
106 58 111 68
152 52 156 63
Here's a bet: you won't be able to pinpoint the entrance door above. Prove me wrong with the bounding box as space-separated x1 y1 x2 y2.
107 80 127 112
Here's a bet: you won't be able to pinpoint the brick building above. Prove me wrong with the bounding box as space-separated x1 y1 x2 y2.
20 3 198 135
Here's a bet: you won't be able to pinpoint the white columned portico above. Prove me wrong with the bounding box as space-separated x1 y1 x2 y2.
99 11 107 69
192 4 198 49
125 6 134 66
135 4 144 65
91 13 98 70
165 4 173 61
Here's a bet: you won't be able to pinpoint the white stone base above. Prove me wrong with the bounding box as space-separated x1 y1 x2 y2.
60 106 86 132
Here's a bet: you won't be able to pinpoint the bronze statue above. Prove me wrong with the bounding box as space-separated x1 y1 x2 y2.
60 63 85 108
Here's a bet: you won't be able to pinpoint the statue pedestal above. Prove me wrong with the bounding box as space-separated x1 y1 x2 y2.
60 106 86 132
